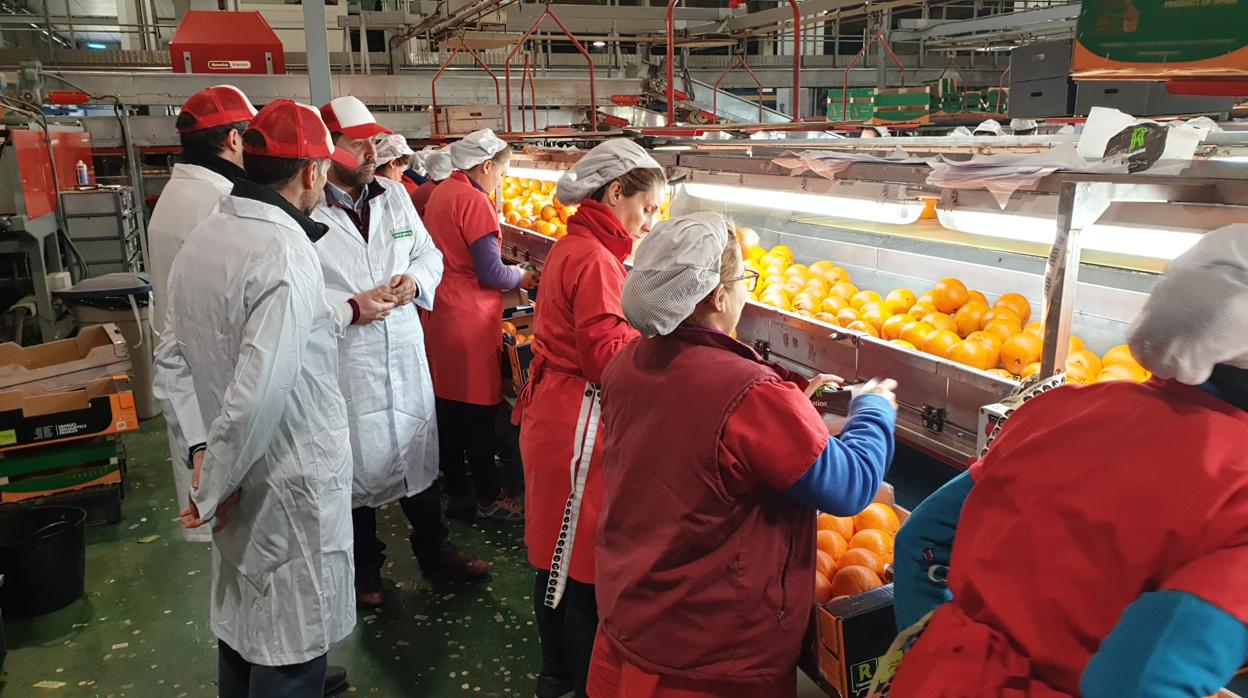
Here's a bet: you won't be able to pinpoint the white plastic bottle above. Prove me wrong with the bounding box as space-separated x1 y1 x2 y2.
75 160 90 187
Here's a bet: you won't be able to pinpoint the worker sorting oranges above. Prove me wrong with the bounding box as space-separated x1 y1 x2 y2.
512 139 667 698
587 212 899 698
882 224 1248 697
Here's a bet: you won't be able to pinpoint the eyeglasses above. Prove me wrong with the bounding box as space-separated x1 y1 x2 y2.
725 269 760 293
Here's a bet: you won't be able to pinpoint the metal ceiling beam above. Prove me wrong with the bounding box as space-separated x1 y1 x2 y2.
891 3 1080 41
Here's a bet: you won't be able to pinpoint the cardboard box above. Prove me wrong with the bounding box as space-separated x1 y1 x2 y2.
0 324 131 396
0 378 138 454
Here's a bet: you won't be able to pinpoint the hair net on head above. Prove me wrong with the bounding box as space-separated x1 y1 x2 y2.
555 139 663 205
1129 223 1248 385
374 134 415 165
621 212 730 338
424 149 453 181
974 119 1004 136
1010 118 1038 133
450 128 508 170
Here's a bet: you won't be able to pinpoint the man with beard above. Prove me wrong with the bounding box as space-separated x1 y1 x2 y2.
313 96 489 608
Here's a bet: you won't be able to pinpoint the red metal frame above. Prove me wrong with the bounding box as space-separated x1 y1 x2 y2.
1164 78 1248 97
518 52 539 131
711 53 765 124
937 55 968 91
430 42 502 137
667 0 801 124
841 31 906 121
504 4 597 132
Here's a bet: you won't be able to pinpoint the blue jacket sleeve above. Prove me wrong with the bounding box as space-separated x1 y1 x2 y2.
893 470 973 631
1082 590 1248 698
786 394 896 515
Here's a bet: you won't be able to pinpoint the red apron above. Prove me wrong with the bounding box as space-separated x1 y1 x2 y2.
515 202 637 590
412 179 439 218
890 380 1248 696
420 171 504 406
588 632 796 698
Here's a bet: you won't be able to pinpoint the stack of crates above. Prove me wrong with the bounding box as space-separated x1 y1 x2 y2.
0 325 138 525
827 87 932 125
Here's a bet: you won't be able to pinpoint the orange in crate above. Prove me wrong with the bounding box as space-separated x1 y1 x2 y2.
836 548 886 578
818 514 856 541
817 550 837 579
853 502 901 535
817 530 848 561
848 529 895 561
829 565 883 598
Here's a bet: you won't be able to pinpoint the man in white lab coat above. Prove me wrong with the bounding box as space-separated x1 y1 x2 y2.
148 85 255 545
154 100 360 697
314 96 489 607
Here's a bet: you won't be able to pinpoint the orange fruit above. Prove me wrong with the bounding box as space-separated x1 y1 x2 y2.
794 309 814 319
816 550 837 579
829 565 883 597
819 266 852 284
818 514 856 541
885 289 917 315
995 293 1031 323
809 260 835 275
804 277 830 296
1001 332 1044 375
813 312 838 325
761 294 790 311
916 292 936 307
980 307 1023 330
890 339 917 350
829 282 860 300
1069 336 1085 352
908 302 939 320
501 321 518 335
880 314 913 341
966 330 1004 354
932 278 970 313
1065 362 1095 385
791 293 817 312
853 503 901 534
784 264 810 280
858 301 886 316
1067 349 1102 376
782 279 805 298
901 321 938 348
536 220 556 237
1102 344 1136 367
815 571 835 604
954 302 990 338
922 312 959 335
820 295 849 314
859 307 889 332
847 320 880 338
836 308 861 327
848 529 895 560
851 290 884 310
1097 364 1136 382
923 329 962 359
949 340 999 371
817 530 848 560
540 204 557 222
982 320 1021 343
966 290 989 307
836 548 887 577
1021 362 1043 379
1023 321 1044 337
770 245 794 262
987 368 1017 381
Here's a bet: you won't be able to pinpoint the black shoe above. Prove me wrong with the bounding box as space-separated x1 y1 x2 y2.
419 541 490 582
324 665 349 696
446 493 477 520
535 673 574 698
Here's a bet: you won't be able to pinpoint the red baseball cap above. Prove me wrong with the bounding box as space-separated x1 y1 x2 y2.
178 85 257 134
244 100 359 168
320 96 391 139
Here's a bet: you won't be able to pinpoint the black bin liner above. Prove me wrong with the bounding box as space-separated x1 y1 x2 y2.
0 505 86 618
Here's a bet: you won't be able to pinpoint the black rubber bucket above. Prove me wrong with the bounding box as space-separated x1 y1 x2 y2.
0 505 87 618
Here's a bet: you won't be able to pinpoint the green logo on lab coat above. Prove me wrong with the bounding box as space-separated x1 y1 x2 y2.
392 229 413 239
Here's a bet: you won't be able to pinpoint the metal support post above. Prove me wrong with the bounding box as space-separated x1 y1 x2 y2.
1039 181 1109 378
303 0 333 107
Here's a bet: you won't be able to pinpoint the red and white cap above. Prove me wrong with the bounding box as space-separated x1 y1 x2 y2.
244 100 358 168
177 85 257 134
320 95 391 139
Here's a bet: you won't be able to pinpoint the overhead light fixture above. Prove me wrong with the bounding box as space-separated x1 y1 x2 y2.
592 40 606 48
86 42 107 50
683 182 924 225
506 166 563 182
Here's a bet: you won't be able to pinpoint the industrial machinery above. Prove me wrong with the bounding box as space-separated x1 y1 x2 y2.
501 135 1248 467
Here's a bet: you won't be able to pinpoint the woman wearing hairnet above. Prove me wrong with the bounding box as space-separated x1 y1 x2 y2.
589 212 899 698
422 129 537 521
412 147 452 217
884 224 1248 698
373 133 418 197
511 139 666 698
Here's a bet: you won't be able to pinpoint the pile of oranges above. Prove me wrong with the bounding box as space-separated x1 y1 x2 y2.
745 243 1151 384
501 320 531 346
500 177 576 240
499 175 673 241
815 503 900 603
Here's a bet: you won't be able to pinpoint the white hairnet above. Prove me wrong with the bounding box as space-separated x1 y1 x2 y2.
1010 118 1038 133
555 139 664 205
1129 223 1248 385
974 119 1004 136
424 148 453 181
450 128 509 170
621 212 730 338
374 134 414 165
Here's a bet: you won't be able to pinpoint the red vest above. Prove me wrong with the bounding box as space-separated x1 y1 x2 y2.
596 326 815 682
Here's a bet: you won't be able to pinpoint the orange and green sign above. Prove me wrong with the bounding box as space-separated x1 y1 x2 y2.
1073 0 1248 79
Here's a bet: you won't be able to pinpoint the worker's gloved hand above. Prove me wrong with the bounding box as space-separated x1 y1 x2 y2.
855 378 899 410
518 267 540 291
804 373 845 398
353 285 398 324
389 274 417 306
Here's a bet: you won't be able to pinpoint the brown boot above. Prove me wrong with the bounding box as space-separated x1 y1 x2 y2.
420 541 490 582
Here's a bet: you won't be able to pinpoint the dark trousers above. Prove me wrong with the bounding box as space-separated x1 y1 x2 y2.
534 569 599 698
352 480 451 592
436 397 500 503
218 640 326 698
